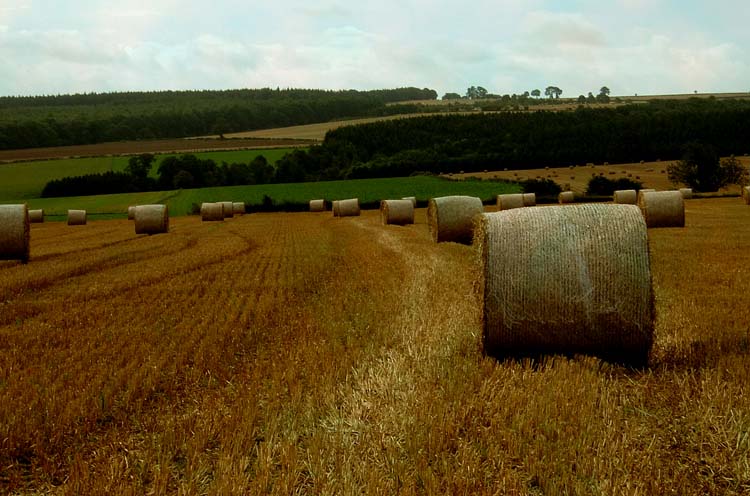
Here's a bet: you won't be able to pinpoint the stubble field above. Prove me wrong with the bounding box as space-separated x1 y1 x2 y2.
1 198 749 494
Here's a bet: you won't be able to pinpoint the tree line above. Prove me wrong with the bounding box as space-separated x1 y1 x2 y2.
0 87 437 150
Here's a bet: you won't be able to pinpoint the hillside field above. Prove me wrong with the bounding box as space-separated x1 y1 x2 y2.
0 198 749 493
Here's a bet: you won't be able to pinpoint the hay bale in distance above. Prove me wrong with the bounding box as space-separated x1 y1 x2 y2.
220 201 234 219
402 196 417 207
127 206 136 220
522 193 536 207
678 188 693 200
380 199 414 225
309 199 326 212
232 202 246 215
338 198 360 217
497 193 525 210
558 191 575 204
0 204 30 263
427 195 483 244
332 200 340 217
477 203 653 365
200 202 224 221
28 209 44 223
67 210 87 226
638 190 685 228
613 189 637 205
134 205 169 235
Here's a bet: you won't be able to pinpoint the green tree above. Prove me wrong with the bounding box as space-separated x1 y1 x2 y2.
125 153 155 179
442 92 462 100
578 95 586 104
531 89 541 98
544 86 562 99
667 143 748 192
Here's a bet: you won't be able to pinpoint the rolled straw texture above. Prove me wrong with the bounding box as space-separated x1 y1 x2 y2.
497 193 525 210
558 191 575 204
232 202 246 215
309 199 326 212
338 198 360 217
332 201 340 217
522 193 536 207
477 204 653 365
679 188 693 200
0 204 30 263
28 209 44 223
638 191 685 228
67 210 87 226
744 186 750 205
220 201 234 218
200 202 224 221
613 190 637 204
134 205 169 235
402 196 417 207
427 195 483 244
380 199 414 225
127 206 136 220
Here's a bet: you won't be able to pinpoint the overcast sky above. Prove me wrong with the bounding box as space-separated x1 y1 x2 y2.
1 0 748 98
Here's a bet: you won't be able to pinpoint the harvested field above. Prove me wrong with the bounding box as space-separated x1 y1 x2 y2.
0 199 749 493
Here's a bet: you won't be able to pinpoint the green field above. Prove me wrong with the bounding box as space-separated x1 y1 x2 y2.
0 148 298 201
7 176 520 219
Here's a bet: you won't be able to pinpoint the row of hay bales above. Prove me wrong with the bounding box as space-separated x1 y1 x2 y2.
200 201 245 221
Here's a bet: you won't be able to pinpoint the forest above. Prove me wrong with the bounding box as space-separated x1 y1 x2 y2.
0 87 437 150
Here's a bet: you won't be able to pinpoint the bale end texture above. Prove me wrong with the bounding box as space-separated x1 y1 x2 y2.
0 204 30 263
476 204 654 366
380 199 415 225
134 205 169 235
67 210 87 226
638 191 685 228
427 195 483 244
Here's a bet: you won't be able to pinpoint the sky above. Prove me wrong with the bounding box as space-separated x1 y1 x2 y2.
0 0 748 98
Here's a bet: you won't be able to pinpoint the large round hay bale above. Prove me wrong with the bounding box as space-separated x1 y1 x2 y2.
679 188 693 200
309 199 326 212
522 193 536 206
613 189 637 204
28 209 44 223
497 193 525 210
67 210 87 226
636 188 655 204
127 206 136 220
232 202 246 215
0 204 30 263
477 204 653 365
558 191 575 204
200 202 224 221
220 201 234 218
638 190 684 228
380 199 414 225
402 196 417 207
338 198 360 217
427 195 483 244
134 205 169 235
332 200 340 217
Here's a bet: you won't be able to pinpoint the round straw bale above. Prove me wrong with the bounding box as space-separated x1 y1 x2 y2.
558 191 575 204
134 204 169 235
522 193 536 206
427 195 483 244
127 206 136 220
380 199 414 225
636 189 656 204
67 210 87 226
220 201 234 218
678 188 693 200
0 204 29 263
476 204 653 365
743 186 750 204
332 200 340 217
497 193 525 210
232 202 246 215
338 198 360 217
402 196 417 207
200 202 224 221
309 199 326 212
28 209 44 223
638 190 685 228
613 189 637 204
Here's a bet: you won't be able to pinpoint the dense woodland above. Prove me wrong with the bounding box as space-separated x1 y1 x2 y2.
0 87 437 150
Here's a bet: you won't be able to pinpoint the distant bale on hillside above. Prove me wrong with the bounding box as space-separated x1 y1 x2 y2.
380 199 414 225
0 204 30 263
309 199 326 212
476 204 653 366
67 210 86 226
134 205 169 235
427 195 483 244
638 191 685 228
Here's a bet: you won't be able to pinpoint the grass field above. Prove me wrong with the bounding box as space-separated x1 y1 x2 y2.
0 148 300 201
10 176 519 219
0 198 749 493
